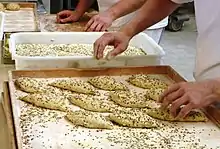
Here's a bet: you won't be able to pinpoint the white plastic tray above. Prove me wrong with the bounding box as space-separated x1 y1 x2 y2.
9 32 165 70
0 12 5 40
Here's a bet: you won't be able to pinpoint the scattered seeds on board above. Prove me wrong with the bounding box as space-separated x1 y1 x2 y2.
14 76 216 149
16 43 146 57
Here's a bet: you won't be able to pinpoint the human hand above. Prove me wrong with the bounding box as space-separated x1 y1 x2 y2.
93 32 131 59
57 10 82 23
159 80 220 119
85 12 114 32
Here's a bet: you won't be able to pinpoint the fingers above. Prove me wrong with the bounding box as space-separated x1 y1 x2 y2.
60 17 73 23
85 19 94 31
106 44 126 60
159 83 181 103
176 103 193 119
161 88 185 108
170 95 189 117
94 33 113 59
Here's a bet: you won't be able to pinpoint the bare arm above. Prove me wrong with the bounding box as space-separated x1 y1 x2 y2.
107 0 147 21
121 0 179 37
75 0 95 16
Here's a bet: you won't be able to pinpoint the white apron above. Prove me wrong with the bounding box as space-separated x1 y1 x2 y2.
172 0 220 81
96 0 168 32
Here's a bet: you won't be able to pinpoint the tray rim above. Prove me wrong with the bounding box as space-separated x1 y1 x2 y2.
2 2 40 33
6 66 220 149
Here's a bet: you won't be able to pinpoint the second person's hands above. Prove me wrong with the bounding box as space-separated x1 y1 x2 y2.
57 10 82 23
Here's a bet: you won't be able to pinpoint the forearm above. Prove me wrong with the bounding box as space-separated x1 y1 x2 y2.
107 0 146 21
75 0 95 15
121 0 179 38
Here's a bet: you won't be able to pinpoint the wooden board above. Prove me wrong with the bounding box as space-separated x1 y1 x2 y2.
6 66 220 149
2 82 17 149
1 2 40 33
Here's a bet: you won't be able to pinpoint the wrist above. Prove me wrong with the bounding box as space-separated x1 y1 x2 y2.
107 8 118 21
120 25 136 39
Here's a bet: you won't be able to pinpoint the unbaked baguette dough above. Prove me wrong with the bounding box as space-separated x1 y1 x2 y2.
68 94 117 113
0 3 5 11
6 3 20 11
66 110 114 129
49 79 98 95
146 88 165 101
19 93 69 112
146 108 208 122
127 74 168 89
109 110 158 128
109 90 157 108
88 76 128 91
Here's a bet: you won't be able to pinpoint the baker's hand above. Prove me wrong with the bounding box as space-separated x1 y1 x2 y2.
159 80 220 118
85 12 114 32
57 10 82 23
94 32 131 59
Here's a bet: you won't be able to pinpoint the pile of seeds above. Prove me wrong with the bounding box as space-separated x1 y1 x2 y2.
16 43 146 57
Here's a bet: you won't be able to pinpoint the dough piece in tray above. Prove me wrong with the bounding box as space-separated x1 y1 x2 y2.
15 77 69 96
6 3 20 11
109 110 158 128
15 77 45 93
19 93 69 112
0 3 5 11
146 108 208 122
109 90 157 108
88 76 128 91
68 94 117 113
146 88 165 101
49 79 98 95
127 74 168 89
66 110 114 129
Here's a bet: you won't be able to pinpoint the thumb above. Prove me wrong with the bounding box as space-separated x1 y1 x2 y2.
60 16 74 23
106 44 126 60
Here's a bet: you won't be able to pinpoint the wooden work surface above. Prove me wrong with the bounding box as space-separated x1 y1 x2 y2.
3 66 220 149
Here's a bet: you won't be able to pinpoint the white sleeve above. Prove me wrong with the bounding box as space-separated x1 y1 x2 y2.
170 0 193 4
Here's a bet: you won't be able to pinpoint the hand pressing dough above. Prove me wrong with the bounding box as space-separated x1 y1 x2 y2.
0 3 5 11
66 110 113 129
146 108 208 122
88 76 128 91
109 90 157 108
19 93 69 112
146 88 165 101
109 110 158 128
6 3 20 11
49 79 98 95
68 94 117 112
127 74 168 89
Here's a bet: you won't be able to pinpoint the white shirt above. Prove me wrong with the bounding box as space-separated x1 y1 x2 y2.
171 0 220 81
96 0 168 30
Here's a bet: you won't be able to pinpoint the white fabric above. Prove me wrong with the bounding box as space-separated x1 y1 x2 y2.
172 0 220 81
170 0 193 4
96 0 168 30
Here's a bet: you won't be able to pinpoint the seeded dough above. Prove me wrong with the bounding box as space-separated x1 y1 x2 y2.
127 74 168 89
66 110 113 129
15 77 70 95
68 94 117 112
146 88 165 101
49 79 98 95
0 3 5 11
19 93 69 112
6 3 20 11
109 90 157 108
88 76 128 91
15 77 45 93
109 110 158 128
146 108 208 122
